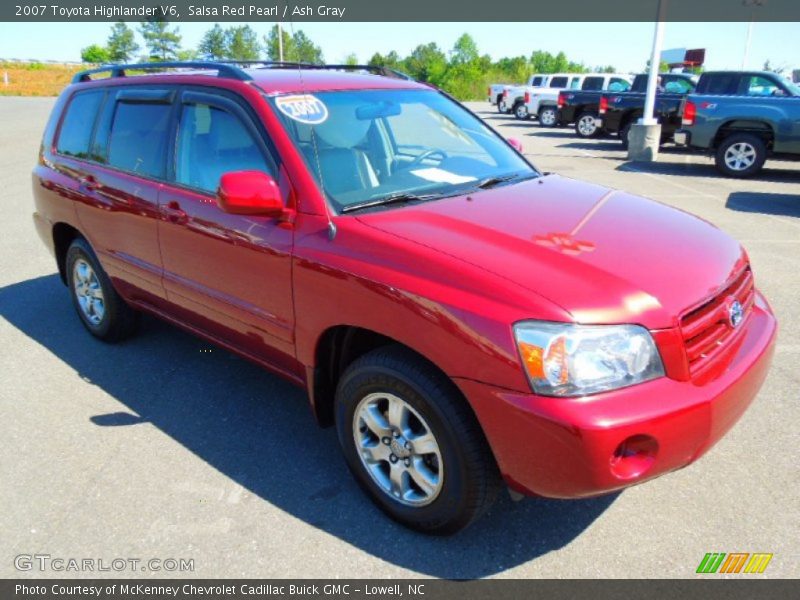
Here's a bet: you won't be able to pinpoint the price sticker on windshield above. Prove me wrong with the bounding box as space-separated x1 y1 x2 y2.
275 94 329 125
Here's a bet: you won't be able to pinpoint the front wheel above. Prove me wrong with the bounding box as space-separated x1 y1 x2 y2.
335 346 500 535
513 102 530 120
538 106 559 127
714 133 767 178
66 238 139 342
575 111 600 138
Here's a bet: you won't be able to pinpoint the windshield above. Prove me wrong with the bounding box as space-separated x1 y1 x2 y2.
269 89 536 213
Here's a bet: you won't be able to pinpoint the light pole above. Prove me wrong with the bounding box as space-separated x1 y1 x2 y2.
627 0 668 161
741 0 766 70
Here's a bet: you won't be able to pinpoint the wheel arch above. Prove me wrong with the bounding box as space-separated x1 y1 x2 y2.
52 222 84 285
309 325 468 429
713 120 775 149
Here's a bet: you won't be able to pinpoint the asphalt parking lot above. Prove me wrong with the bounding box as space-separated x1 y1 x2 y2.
0 96 798 579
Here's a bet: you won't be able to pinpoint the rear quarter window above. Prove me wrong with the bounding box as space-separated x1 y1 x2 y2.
56 91 104 159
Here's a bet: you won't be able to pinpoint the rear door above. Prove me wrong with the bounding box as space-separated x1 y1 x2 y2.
157 88 296 370
66 86 173 302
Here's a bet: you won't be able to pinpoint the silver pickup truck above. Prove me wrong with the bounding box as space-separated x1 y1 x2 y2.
675 71 800 177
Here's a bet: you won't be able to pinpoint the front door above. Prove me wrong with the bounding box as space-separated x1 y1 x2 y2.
157 89 296 372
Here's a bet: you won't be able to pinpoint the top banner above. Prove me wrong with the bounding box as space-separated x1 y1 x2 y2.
2 0 800 22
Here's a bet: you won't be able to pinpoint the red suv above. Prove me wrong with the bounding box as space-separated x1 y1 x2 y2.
32 62 777 534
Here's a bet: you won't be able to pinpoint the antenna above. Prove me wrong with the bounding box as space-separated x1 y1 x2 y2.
286 18 337 241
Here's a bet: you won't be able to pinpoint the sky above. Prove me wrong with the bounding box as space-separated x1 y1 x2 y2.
0 21 798 74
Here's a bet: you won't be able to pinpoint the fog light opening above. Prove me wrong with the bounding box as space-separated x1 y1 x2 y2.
610 434 659 480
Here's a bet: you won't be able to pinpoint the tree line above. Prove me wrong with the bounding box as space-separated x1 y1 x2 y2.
80 22 618 100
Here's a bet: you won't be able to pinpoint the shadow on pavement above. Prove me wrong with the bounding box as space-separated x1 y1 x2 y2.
726 191 800 219
0 274 617 578
616 159 800 183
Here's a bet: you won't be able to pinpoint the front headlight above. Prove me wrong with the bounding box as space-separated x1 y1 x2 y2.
513 321 665 397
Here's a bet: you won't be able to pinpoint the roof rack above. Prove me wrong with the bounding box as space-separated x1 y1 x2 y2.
72 61 254 83
72 60 416 84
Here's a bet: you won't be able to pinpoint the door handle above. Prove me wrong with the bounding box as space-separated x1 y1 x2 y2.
78 174 100 191
162 201 188 224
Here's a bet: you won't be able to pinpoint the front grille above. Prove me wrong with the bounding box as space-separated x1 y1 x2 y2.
680 267 755 375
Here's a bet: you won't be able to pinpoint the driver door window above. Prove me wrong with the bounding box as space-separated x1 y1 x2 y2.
744 76 784 97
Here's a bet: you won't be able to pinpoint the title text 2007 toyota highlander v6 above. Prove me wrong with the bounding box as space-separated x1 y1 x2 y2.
32 62 776 534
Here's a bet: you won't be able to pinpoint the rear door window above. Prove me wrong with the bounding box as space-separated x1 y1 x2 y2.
609 78 631 91
175 97 273 194
549 76 569 88
581 77 605 91
569 77 582 89
699 74 738 95
107 97 172 178
531 76 544 87
56 91 104 159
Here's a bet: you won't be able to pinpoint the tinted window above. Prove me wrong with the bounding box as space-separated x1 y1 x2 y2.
582 77 605 91
531 77 544 86
700 74 738 95
175 102 271 193
107 101 171 178
56 91 104 159
549 76 569 88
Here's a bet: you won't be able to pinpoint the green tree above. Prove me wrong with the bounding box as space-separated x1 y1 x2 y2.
176 49 198 61
198 24 227 60
80 44 110 64
343 53 359 66
405 43 447 83
264 26 323 64
450 33 479 66
367 51 403 71
139 19 182 61
225 25 261 60
106 22 138 63
291 30 323 64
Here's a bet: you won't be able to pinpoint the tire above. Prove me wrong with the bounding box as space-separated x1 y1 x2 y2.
66 238 139 342
538 106 558 128
335 346 501 535
619 121 632 150
714 133 767 178
513 101 529 120
495 95 505 113
575 111 600 138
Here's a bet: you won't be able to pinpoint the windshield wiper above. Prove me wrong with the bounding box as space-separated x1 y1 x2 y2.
341 192 440 214
475 172 537 190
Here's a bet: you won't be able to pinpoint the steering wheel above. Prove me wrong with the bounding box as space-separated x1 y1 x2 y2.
407 149 448 169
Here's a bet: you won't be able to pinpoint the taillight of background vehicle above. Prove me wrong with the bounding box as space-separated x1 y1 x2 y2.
503 89 508 99
557 92 565 108
682 100 696 126
524 91 530 104
599 96 608 115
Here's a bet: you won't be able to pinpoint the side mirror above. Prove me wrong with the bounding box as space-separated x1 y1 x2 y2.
507 137 524 153
217 171 284 216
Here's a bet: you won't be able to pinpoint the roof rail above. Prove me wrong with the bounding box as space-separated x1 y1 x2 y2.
305 64 415 80
71 61 253 83
72 60 416 84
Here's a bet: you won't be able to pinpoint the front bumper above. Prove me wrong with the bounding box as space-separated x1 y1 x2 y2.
455 293 776 498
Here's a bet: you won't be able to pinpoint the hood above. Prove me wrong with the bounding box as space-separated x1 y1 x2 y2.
356 175 747 329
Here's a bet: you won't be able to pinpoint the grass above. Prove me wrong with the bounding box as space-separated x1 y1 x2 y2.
0 62 86 96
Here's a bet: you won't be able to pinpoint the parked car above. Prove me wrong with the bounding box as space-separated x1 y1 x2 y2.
598 73 697 147
497 73 549 117
675 71 800 177
525 73 632 125
557 73 685 138
487 83 514 113
33 61 777 534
